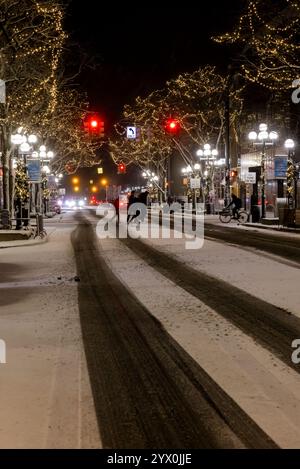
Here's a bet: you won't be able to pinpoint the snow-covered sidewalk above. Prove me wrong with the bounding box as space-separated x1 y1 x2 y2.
0 216 100 448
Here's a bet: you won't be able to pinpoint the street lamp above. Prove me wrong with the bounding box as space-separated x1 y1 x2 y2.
248 124 278 219
28 134 38 144
11 134 25 145
196 143 218 207
181 164 201 208
12 134 50 217
197 144 218 162
285 139 295 150
142 169 160 184
20 142 30 153
10 132 38 225
42 165 50 174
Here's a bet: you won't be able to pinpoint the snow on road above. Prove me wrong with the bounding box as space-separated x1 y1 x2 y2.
145 235 300 318
96 222 300 448
1 209 300 448
0 213 100 449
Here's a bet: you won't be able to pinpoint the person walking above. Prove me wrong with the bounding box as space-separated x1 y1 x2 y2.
113 197 120 224
127 190 136 223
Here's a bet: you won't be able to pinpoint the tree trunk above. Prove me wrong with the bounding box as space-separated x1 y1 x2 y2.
1 151 10 213
9 158 14 217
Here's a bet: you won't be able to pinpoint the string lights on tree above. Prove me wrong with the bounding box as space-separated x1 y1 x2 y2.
0 1 102 214
214 0 300 91
110 66 243 201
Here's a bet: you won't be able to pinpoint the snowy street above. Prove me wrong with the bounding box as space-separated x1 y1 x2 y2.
0 209 300 448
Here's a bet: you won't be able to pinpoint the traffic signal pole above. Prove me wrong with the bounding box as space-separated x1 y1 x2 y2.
224 79 231 207
167 154 172 200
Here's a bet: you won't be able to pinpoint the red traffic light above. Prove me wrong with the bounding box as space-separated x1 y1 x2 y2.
90 119 99 128
84 115 105 138
118 163 126 174
165 118 180 134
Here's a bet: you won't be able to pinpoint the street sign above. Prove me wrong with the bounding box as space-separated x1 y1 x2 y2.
27 159 41 183
190 178 201 189
127 126 136 139
244 172 256 184
274 156 288 179
0 80 5 104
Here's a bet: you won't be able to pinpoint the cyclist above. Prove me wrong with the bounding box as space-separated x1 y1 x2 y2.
226 193 242 219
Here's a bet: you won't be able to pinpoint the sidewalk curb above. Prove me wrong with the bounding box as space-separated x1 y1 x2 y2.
0 235 49 249
245 223 300 234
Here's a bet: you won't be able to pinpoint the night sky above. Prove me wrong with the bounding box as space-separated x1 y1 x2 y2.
67 1 242 123
65 0 243 191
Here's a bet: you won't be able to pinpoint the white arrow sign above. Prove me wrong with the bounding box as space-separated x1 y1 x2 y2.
127 126 136 139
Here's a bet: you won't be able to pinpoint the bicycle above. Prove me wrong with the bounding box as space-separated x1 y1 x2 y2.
219 208 249 225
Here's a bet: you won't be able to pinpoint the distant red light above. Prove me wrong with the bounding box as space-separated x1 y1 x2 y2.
166 119 180 134
118 163 126 174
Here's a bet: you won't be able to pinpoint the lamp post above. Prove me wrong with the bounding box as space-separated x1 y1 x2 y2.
181 164 202 209
248 124 278 219
38 145 54 215
142 170 162 202
196 144 218 210
10 133 37 227
284 139 297 209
